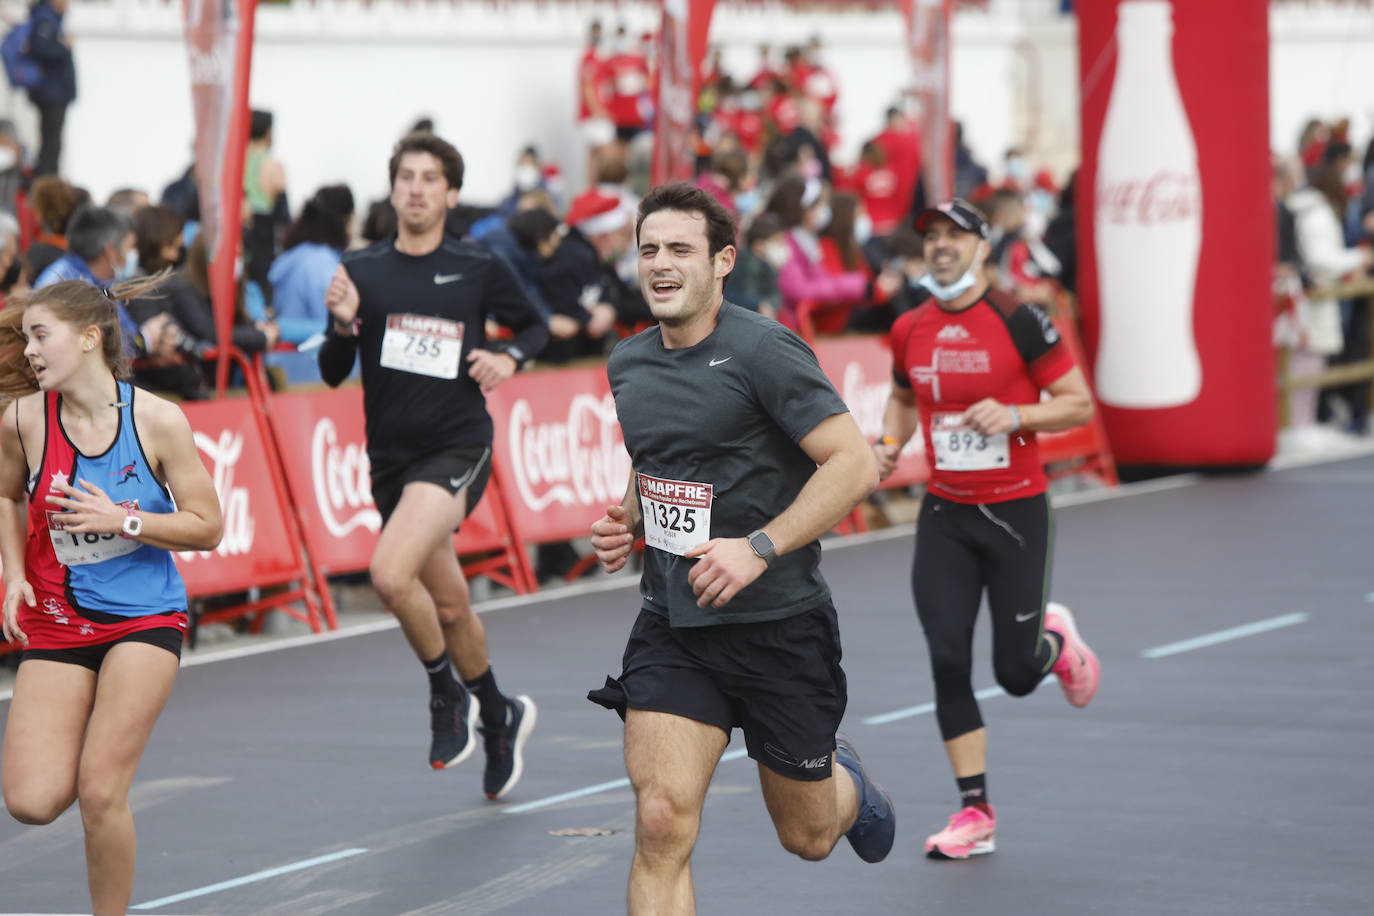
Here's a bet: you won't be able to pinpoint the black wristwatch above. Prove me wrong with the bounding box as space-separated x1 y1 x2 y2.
504 344 528 370
747 529 776 566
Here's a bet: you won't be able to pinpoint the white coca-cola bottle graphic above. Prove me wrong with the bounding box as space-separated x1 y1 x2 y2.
1094 0 1202 408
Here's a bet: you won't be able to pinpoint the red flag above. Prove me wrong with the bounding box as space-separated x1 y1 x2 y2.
183 0 257 396
652 0 716 186
902 0 953 203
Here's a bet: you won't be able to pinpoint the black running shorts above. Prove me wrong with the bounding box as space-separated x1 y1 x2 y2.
22 622 186 672
370 445 491 529
588 601 848 781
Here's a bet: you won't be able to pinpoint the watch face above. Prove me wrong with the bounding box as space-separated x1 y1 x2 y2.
124 515 142 537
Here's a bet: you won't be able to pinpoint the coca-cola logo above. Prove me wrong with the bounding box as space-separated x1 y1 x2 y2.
311 418 380 538
840 361 923 456
507 395 631 512
1097 171 1199 225
179 429 254 561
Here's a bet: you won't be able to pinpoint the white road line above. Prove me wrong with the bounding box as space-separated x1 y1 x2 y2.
129 847 368 910
1139 612 1310 659
503 750 751 815
862 685 1008 726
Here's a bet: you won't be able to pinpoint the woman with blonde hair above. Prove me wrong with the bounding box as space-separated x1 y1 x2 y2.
0 275 222 915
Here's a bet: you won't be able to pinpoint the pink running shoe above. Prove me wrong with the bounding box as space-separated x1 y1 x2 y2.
924 804 996 859
1046 601 1100 708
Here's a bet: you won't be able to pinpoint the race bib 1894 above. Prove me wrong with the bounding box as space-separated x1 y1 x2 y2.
380 314 464 379
47 499 141 567
930 412 1010 472
638 473 712 556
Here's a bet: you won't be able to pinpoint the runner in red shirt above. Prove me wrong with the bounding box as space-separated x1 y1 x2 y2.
604 27 651 143
875 198 1102 861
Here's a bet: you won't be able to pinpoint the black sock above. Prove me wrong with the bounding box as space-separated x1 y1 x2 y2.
464 667 509 730
423 652 461 698
1043 630 1064 668
957 773 990 809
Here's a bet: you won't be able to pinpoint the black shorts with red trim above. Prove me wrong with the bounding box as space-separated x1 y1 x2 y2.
17 592 187 672
588 601 848 782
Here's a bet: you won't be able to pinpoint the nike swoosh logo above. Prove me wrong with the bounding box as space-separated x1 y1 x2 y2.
449 477 465 489
708 356 732 367
1015 611 1038 623
434 273 463 285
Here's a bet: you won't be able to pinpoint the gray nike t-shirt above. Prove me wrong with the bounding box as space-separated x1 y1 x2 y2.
608 303 850 627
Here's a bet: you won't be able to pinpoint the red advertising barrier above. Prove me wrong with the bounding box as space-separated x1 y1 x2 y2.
265 389 534 601
176 397 326 632
1077 0 1274 466
812 335 931 490
485 365 632 552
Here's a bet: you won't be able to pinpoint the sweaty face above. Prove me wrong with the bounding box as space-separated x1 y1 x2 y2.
22 304 91 391
922 218 985 286
391 152 458 236
637 210 733 327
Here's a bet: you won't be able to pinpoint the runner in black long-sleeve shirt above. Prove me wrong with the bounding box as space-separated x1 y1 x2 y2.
319 133 547 800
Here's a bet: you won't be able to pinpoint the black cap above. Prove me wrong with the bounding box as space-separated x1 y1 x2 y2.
913 198 989 239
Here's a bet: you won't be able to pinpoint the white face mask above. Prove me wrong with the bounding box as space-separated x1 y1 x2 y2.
1344 161 1363 186
918 266 980 301
809 204 832 233
854 213 873 245
514 163 541 192
763 242 790 270
0 146 16 172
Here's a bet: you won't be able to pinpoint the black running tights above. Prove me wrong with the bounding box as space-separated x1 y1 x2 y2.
913 492 1058 741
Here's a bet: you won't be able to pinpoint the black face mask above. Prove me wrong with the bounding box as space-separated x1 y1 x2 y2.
1 256 21 291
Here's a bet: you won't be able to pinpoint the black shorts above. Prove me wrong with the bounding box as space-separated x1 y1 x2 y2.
22 626 185 673
588 602 848 782
370 445 491 529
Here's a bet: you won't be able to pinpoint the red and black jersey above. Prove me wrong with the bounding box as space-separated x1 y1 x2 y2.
889 289 1075 504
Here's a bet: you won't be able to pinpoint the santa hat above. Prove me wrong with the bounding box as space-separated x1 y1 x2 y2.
566 191 630 236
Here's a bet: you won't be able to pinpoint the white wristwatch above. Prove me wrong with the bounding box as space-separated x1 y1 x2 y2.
120 510 143 539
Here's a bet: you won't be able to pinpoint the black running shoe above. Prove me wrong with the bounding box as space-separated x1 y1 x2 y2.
479 695 538 799
835 734 896 863
429 690 480 770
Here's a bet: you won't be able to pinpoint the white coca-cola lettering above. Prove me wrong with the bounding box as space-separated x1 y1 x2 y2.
508 395 631 511
311 418 380 538
179 429 254 561
1096 171 1199 225
1093 0 1202 408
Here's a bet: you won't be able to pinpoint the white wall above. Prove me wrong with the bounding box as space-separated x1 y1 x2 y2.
0 1 1367 213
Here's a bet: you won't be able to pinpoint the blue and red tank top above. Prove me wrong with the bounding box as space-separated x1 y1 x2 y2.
24 381 187 616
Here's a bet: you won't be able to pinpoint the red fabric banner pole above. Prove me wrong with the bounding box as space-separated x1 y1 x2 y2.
652 0 715 186
1077 0 1274 467
903 0 953 202
183 0 257 397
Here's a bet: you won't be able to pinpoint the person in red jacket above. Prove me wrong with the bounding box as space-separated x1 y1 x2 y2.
875 198 1101 861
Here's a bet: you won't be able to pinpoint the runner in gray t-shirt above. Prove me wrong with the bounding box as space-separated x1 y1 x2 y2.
587 183 898 909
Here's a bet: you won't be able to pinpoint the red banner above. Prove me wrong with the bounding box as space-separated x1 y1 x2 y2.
812 336 930 489
652 0 716 185
175 398 305 597
266 389 531 591
183 0 257 396
902 0 953 203
485 366 632 547
1077 0 1274 466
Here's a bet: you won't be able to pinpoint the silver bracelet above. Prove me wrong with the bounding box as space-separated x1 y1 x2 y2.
1008 405 1022 433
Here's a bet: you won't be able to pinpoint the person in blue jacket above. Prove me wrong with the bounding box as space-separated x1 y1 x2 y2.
27 0 76 177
